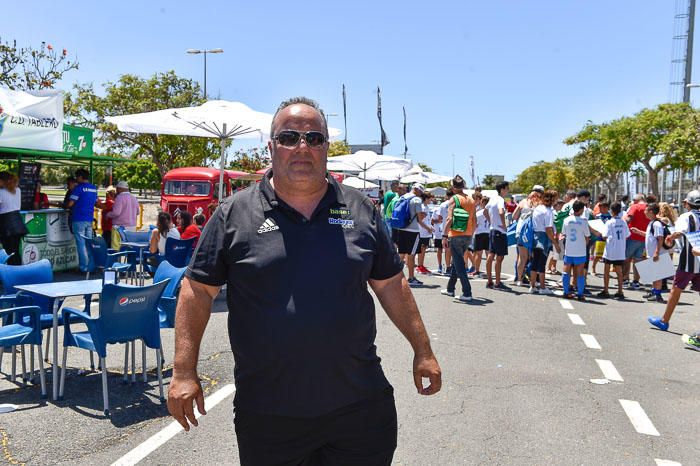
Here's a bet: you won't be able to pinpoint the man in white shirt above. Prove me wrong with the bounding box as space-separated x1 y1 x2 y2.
434 191 453 275
528 190 561 294
430 198 445 274
484 181 510 290
561 201 590 299
396 183 428 287
597 202 630 299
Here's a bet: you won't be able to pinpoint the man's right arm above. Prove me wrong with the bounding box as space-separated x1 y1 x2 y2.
167 277 220 431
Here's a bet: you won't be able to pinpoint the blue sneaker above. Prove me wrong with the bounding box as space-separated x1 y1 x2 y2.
466 267 475 274
648 316 669 331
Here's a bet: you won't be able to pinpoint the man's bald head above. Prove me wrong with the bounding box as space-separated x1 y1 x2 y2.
270 96 328 137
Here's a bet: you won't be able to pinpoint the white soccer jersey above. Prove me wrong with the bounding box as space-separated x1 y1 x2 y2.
563 216 590 257
603 217 630 261
645 219 669 257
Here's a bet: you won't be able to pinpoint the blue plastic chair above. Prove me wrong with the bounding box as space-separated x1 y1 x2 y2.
59 279 170 416
146 237 194 272
0 260 79 378
83 235 134 279
0 306 47 398
0 249 13 265
151 261 187 364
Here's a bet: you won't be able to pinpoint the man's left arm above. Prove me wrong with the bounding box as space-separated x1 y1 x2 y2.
107 195 123 219
369 273 442 395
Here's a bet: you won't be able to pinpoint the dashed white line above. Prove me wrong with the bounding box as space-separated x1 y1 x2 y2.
595 359 623 382
655 459 682 466
619 399 660 436
111 383 236 466
580 334 601 350
567 313 585 326
559 299 574 310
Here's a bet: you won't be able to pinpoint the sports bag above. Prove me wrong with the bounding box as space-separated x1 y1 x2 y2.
452 195 470 232
389 194 414 229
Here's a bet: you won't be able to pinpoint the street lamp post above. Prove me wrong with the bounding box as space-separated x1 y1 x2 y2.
186 48 224 99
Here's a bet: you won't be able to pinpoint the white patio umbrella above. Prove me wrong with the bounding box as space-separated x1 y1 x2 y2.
400 171 452 185
106 100 342 200
342 176 379 189
327 151 412 185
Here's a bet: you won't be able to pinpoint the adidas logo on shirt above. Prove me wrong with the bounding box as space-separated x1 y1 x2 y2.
257 218 279 233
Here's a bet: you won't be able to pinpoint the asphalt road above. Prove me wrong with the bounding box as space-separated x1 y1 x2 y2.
1 252 698 465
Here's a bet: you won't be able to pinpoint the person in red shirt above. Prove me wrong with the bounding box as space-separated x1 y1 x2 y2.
623 193 651 288
33 182 50 209
97 186 117 248
177 211 201 248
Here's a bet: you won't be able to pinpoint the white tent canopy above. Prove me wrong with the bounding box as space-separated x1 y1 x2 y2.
106 100 342 199
327 151 411 173
342 176 379 189
400 171 452 185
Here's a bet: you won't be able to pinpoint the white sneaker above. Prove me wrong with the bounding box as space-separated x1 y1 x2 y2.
539 287 554 295
456 295 473 302
515 281 522 287
440 289 455 297
529 287 539 294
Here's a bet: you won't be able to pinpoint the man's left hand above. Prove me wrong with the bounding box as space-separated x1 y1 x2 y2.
413 353 442 395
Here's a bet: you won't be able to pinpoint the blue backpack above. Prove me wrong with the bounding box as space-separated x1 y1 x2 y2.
389 195 415 229
519 216 535 252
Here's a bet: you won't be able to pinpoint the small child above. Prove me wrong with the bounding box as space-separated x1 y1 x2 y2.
591 201 611 275
193 213 206 230
561 201 590 300
597 202 630 299
630 203 668 303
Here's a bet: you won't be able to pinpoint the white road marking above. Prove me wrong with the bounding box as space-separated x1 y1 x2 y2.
559 299 574 310
619 399 660 436
567 313 585 326
595 359 623 382
655 459 682 466
111 383 236 466
580 334 601 350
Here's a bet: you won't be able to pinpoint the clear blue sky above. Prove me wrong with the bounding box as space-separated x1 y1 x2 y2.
4 1 694 181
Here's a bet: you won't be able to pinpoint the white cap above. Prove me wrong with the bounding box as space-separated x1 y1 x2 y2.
413 183 425 193
532 185 544 193
116 181 129 189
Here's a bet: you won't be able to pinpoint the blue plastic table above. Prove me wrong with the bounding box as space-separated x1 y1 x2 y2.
14 280 103 400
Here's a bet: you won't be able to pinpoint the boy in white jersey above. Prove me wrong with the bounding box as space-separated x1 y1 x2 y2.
431 199 445 274
630 203 668 303
561 201 590 300
471 195 490 277
598 202 630 299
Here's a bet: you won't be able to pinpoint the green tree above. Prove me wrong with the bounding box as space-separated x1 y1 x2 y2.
113 159 161 194
328 140 351 157
0 38 79 90
417 163 433 173
481 175 497 189
66 71 221 176
228 146 270 172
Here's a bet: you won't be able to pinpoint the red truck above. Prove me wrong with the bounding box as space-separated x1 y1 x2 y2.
160 167 252 221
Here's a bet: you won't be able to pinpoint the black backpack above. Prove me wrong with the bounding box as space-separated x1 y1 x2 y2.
654 219 673 250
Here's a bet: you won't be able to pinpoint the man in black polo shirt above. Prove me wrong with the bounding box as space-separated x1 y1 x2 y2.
167 97 442 465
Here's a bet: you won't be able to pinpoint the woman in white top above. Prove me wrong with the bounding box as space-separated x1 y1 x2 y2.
149 211 181 260
0 172 26 265
512 189 542 285
416 193 434 274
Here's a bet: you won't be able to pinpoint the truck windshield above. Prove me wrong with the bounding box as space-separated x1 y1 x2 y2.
163 181 211 197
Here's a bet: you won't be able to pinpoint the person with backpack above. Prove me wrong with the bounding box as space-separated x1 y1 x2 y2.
528 190 561 295
391 183 427 286
440 175 477 302
630 203 670 303
512 187 542 286
386 185 406 245
648 190 700 331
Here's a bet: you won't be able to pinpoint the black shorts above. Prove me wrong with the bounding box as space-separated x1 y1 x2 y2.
488 230 508 256
604 258 624 266
433 238 445 249
418 237 431 249
532 247 548 273
391 228 398 244
473 233 489 251
234 393 397 466
396 230 420 255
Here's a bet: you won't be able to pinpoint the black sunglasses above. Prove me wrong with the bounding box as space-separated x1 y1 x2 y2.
272 130 327 148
